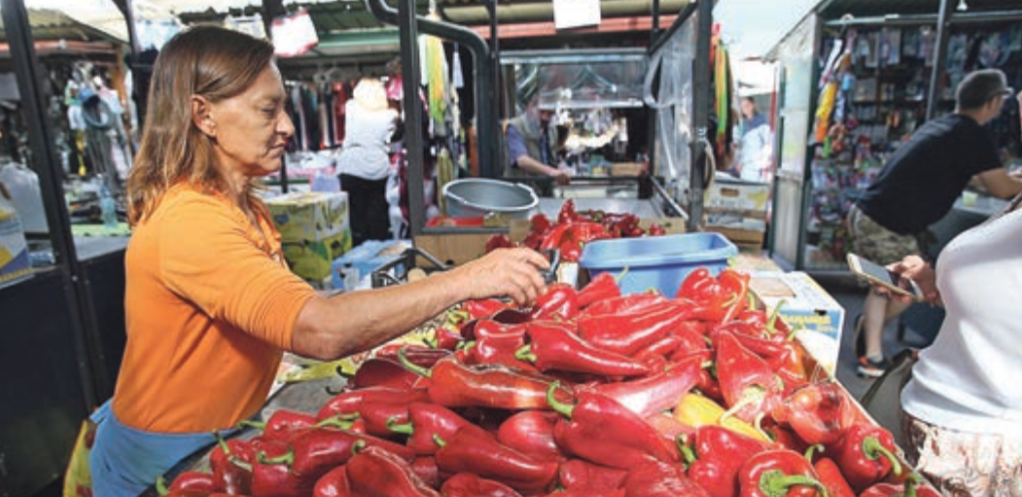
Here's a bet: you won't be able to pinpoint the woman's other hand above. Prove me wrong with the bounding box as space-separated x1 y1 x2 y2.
451 248 550 307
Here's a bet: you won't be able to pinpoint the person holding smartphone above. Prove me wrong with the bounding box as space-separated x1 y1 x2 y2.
884 183 1022 496
846 69 1022 378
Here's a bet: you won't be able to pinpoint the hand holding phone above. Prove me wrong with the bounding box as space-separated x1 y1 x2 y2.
847 253 926 302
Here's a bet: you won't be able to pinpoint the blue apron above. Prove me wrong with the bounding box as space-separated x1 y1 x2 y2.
89 401 236 497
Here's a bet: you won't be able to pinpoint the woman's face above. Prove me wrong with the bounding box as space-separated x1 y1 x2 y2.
206 64 294 177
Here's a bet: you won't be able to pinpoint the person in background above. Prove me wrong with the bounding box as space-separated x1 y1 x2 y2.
847 68 1022 378
734 96 773 182
90 26 550 497
505 93 571 192
887 93 1022 494
336 77 402 248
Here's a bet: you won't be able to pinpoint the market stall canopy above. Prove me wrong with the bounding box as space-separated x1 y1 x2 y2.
0 7 125 64
815 0 1022 18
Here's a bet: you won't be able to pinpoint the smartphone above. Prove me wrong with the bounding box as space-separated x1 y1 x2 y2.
846 253 925 301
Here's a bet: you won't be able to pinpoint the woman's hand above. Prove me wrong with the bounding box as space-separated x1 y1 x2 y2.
450 248 550 307
889 255 941 306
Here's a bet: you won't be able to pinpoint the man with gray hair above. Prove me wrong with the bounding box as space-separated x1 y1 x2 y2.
847 68 1022 378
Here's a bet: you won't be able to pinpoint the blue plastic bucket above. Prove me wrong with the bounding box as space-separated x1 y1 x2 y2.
578 232 737 296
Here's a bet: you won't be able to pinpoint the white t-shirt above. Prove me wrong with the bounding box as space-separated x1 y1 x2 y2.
902 206 1022 435
336 101 398 181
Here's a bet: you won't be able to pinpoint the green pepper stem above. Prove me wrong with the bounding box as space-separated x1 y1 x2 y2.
230 457 253 472
422 336 438 349
433 434 447 448
515 345 537 363
387 417 415 435
759 470 829 497
456 340 475 351
398 348 432 378
258 449 294 466
615 266 630 283
863 436 903 477
677 435 697 466
805 444 824 461
352 439 366 456
720 386 766 425
546 381 575 418
721 292 741 309
238 420 265 431
214 430 230 454
336 365 354 379
747 292 758 310
155 475 169 496
317 413 360 429
766 300 787 335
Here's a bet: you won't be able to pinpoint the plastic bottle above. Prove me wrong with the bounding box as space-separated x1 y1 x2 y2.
100 183 117 230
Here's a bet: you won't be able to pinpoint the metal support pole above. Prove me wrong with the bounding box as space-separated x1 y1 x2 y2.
688 0 713 233
398 0 428 236
486 0 504 169
927 0 954 121
652 0 661 41
1 0 98 408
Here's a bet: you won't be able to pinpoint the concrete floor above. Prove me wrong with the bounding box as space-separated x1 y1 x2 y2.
816 275 940 401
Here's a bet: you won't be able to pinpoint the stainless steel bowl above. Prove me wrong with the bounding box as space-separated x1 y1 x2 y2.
443 178 539 219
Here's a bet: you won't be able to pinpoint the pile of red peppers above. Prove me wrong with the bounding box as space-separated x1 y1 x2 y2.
484 199 668 262
161 267 942 497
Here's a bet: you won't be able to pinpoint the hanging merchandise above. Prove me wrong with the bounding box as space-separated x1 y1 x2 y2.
134 19 180 52
272 8 319 58
224 14 267 40
452 45 465 90
711 25 734 163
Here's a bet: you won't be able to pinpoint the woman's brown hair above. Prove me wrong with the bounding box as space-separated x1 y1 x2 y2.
127 25 275 224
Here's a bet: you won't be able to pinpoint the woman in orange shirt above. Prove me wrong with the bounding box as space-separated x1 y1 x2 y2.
90 26 549 497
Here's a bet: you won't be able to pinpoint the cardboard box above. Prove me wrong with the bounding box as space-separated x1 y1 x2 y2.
266 192 350 242
0 208 32 290
281 230 352 284
704 178 771 218
750 271 845 374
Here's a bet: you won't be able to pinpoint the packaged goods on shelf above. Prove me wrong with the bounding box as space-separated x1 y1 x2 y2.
267 192 352 283
0 191 32 290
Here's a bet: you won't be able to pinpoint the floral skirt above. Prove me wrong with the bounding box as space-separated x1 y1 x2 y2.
902 411 1022 496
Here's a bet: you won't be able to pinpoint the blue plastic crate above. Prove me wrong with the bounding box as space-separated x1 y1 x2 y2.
578 232 737 296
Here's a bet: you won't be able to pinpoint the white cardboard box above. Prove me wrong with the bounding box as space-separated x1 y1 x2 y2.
750 271 845 374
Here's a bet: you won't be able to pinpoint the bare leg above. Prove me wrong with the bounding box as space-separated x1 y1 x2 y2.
862 289 915 359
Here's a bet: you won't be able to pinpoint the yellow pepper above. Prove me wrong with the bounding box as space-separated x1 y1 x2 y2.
673 392 772 443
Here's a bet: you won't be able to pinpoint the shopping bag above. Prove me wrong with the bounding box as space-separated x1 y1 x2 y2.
62 419 97 497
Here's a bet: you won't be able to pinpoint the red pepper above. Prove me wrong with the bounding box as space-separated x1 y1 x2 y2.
714 330 784 425
764 425 807 454
386 402 471 456
412 456 441 489
622 459 711 497
496 411 562 462
462 328 535 371
358 398 420 439
316 386 430 422
462 299 511 322
530 283 579 321
425 326 464 351
646 412 695 447
313 465 350 497
542 489 625 497
737 449 827 497
399 351 574 411
346 444 440 497
557 459 628 491
348 358 421 390
576 272 622 309
209 433 253 495
547 382 679 470
440 472 523 497
464 319 526 341
486 234 516 253
376 345 452 369
531 213 552 234
582 293 667 316
724 328 808 392
163 472 219 493
230 451 308 497
241 409 317 441
772 382 854 446
830 422 902 492
540 224 572 251
680 425 770 497
435 423 559 492
647 223 667 236
557 199 579 224
859 476 941 497
271 428 416 486
676 267 717 300
559 239 582 262
811 456 856 497
578 301 693 356
515 321 649 377
585 354 703 418
718 269 750 323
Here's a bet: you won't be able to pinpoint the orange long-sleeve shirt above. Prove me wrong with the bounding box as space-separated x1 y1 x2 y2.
113 184 316 433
